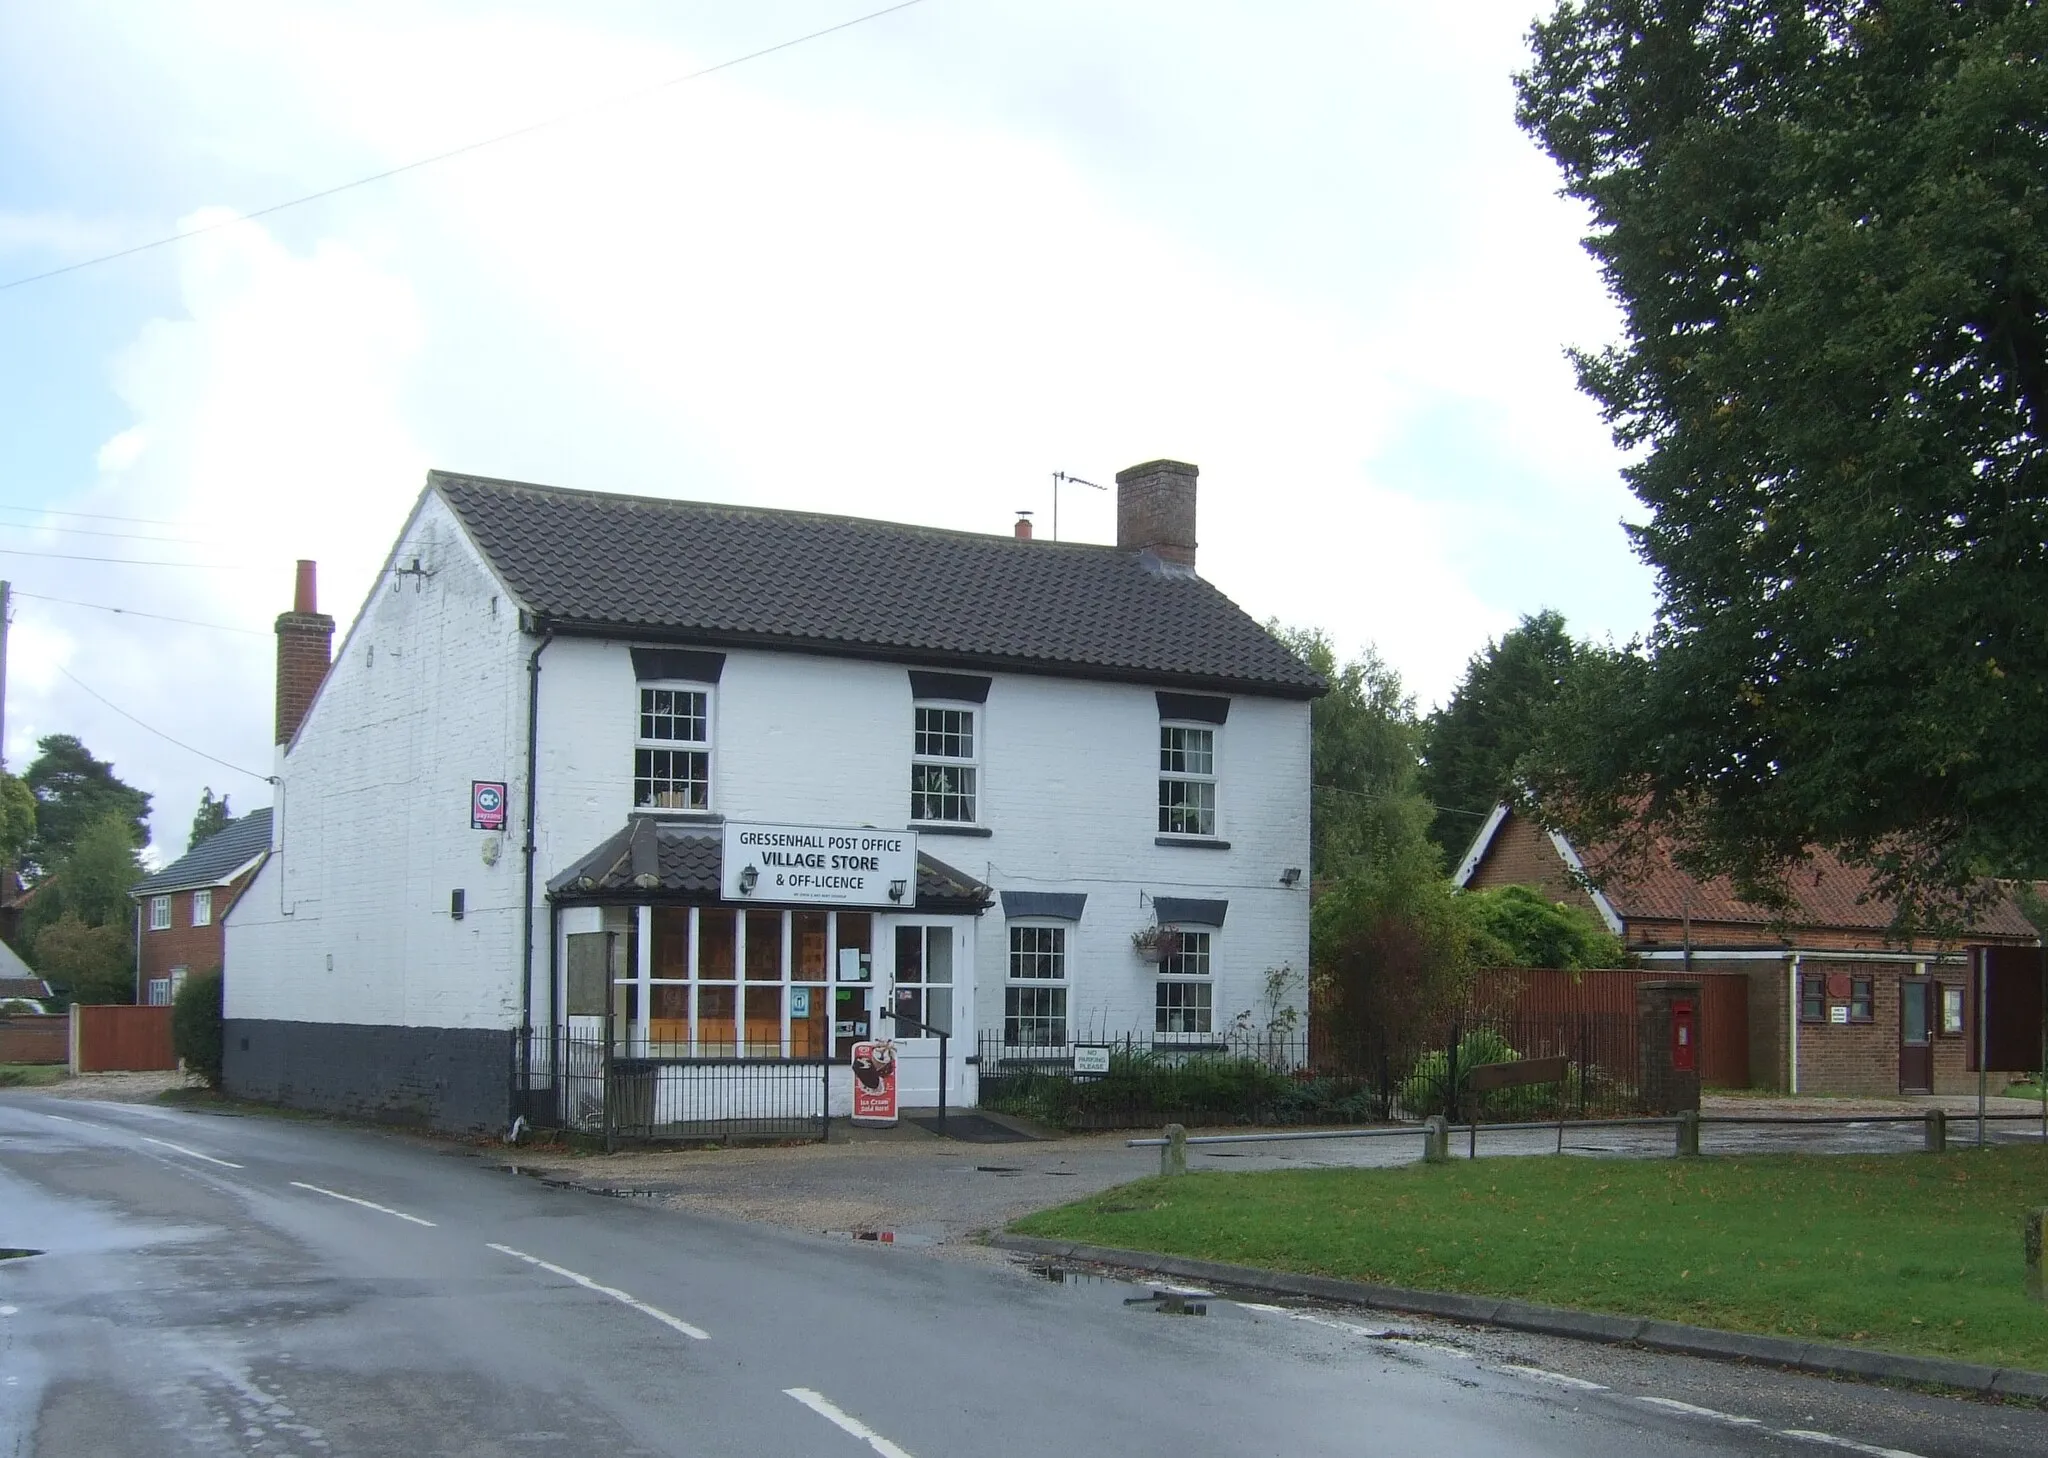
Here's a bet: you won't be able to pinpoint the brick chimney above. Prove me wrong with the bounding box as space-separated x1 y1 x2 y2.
275 559 335 745
1013 512 1033 540
1115 459 1197 568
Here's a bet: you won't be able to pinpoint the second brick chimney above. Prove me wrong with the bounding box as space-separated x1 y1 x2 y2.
1115 459 1198 568
275 559 335 745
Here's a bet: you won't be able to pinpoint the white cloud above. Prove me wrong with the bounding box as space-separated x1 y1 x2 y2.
6 212 426 852
3 0 1659 847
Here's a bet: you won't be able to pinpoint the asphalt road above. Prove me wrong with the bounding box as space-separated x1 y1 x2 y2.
3 1095 2044 1458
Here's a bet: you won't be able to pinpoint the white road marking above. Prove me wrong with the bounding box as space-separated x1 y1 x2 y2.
140 1136 244 1169
1779 1431 1929 1458
486 1243 707 1340
41 1113 74 1122
1495 1364 1607 1392
784 1387 918 1458
1635 1396 1762 1425
289 1181 434 1226
1151 1281 1214 1297
0 1305 17 1317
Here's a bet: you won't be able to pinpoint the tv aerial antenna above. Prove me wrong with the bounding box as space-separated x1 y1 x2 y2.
1049 471 1105 542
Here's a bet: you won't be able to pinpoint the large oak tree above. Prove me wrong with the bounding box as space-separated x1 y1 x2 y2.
1515 0 2048 924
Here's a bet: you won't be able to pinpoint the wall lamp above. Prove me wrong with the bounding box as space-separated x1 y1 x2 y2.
738 864 759 895
887 879 907 903
1280 867 1303 887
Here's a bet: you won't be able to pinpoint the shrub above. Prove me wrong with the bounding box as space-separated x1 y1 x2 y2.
172 970 224 1088
1396 1028 1586 1121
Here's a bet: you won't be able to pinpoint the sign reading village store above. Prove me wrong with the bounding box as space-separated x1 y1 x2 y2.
721 822 918 907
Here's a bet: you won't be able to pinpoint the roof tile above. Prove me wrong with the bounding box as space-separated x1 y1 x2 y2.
434 472 1322 697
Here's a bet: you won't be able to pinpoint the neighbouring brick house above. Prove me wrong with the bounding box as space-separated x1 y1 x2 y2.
129 808 272 1005
1454 805 2040 1096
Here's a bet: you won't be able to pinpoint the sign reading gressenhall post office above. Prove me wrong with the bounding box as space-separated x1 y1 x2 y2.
721 822 918 907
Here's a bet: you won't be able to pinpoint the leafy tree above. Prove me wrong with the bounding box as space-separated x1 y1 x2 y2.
189 788 231 849
34 912 132 1007
1460 883 1627 970
1515 1 2048 927
57 812 145 927
1270 625 1434 880
0 771 35 868
1419 611 1583 864
23 734 151 876
1311 843 1480 1058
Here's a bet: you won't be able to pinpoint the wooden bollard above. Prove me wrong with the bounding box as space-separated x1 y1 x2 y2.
1160 1123 1188 1177
1675 1109 1700 1158
1924 1107 1946 1154
2027 1208 2045 1304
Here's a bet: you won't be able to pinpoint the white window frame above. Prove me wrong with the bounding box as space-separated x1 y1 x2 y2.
191 889 212 927
633 680 716 813
909 699 980 825
149 895 171 931
1004 921 1069 1048
1154 926 1215 1037
1158 721 1219 838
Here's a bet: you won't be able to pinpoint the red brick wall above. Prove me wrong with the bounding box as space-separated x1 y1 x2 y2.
137 865 261 990
0 1014 67 1064
1465 814 1608 924
1790 961 1977 1096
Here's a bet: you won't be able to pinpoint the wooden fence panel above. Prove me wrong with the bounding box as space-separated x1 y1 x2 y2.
73 1005 177 1073
1479 968 1752 1089
0 1014 68 1065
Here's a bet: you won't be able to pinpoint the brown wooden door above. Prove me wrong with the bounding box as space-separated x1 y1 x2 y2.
1899 980 1933 1093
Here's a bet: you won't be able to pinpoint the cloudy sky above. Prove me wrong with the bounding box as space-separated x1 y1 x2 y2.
0 0 1651 859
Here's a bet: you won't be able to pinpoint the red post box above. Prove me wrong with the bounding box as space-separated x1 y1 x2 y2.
1671 998 1696 1073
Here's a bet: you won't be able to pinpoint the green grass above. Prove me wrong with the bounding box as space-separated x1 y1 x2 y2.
0 1063 67 1088
1013 1146 2048 1371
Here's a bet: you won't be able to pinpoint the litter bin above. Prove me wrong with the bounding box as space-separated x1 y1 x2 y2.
607 1058 658 1133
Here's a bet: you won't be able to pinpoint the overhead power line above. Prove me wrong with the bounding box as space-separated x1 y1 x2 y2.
55 664 270 782
0 503 192 527
14 590 265 636
0 0 931 294
0 546 251 568
0 520 223 547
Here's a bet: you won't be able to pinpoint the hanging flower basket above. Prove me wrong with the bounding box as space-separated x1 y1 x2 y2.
1131 926 1182 964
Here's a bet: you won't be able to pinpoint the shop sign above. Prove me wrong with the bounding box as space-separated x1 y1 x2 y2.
723 822 917 907
471 781 508 831
851 1040 898 1126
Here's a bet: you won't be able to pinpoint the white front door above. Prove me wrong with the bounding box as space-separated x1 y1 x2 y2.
883 918 973 1108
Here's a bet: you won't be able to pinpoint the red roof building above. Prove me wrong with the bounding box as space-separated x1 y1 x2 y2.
1454 805 2039 1096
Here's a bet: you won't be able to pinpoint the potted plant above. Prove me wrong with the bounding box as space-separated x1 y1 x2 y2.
1131 925 1182 964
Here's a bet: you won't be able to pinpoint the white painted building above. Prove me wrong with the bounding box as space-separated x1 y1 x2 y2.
224 460 1320 1132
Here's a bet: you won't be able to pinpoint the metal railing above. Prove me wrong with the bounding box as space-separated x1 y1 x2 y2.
521 1029 832 1147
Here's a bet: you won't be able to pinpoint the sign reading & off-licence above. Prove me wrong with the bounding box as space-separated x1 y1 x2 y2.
721 822 917 907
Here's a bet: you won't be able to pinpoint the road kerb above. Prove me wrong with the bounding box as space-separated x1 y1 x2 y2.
988 1233 2048 1401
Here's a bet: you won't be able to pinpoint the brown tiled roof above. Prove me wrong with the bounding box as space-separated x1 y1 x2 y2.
1579 832 2038 941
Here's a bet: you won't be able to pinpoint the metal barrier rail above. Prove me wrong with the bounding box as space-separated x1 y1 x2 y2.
1130 1104 2047 1170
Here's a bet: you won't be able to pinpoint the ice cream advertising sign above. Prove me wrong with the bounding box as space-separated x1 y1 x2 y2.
850 1040 899 1126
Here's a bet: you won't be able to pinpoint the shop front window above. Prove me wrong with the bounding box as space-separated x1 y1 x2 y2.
614 905 852 1060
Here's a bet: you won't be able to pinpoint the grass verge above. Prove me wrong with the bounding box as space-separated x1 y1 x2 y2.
0 1063 67 1088
1012 1146 2048 1371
